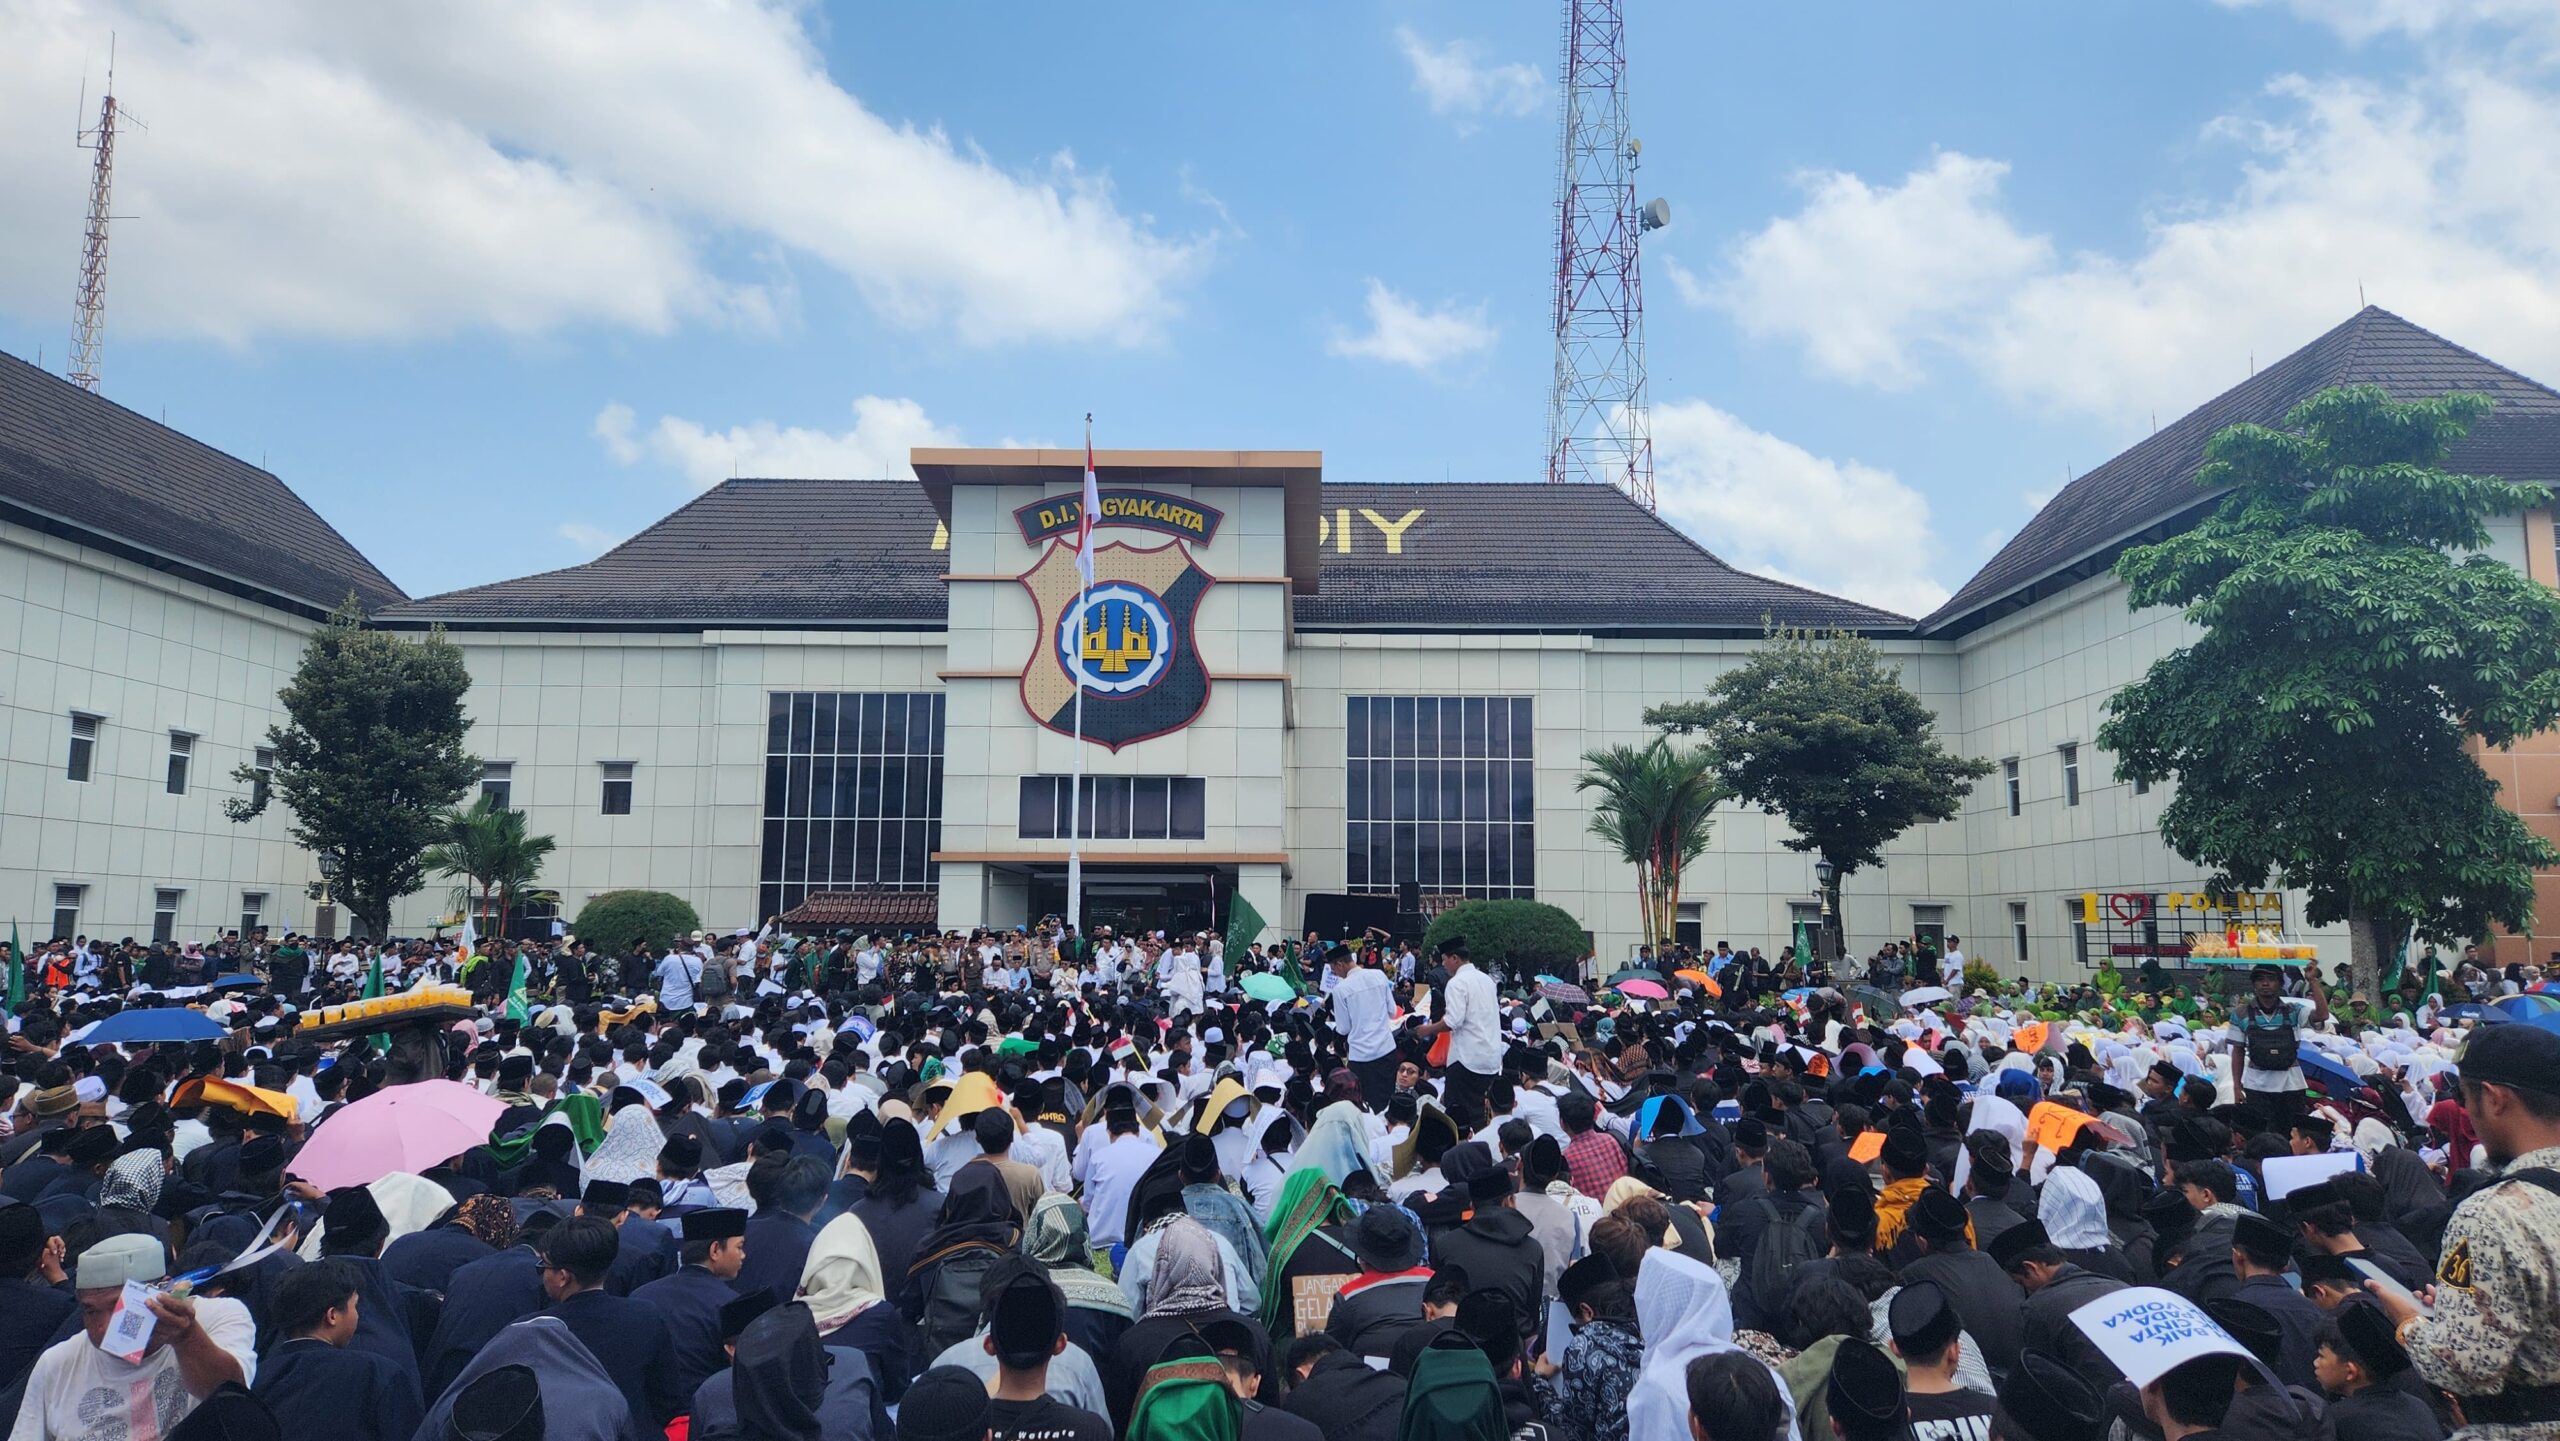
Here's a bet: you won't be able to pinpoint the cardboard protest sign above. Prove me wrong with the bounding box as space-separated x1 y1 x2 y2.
1848 1132 1886 1164
2025 1101 2095 1152
2261 1151 2361 1201
2069 1286 2249 1387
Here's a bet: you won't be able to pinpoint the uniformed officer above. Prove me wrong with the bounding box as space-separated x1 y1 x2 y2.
2366 1024 2560 1438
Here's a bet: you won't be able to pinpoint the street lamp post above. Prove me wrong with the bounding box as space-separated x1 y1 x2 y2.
1812 857 1837 976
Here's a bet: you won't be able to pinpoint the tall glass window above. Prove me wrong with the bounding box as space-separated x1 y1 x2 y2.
1345 696 1535 898
760 692 945 919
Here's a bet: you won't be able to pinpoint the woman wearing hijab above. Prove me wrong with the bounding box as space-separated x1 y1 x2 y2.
583 1104 666 1186
411 1314 629 1441
693 1302 876 1441
850 1118 940 1287
92 1148 171 1250
2427 1097 2481 1172
1102 1215 1274 1430
382 1191 512 1294
1023 1194 1136 1359
898 1164 1021 1358
799 1209 916 1414
1256 1166 1361 1344
2036 1157 2132 1282
2371 1142 2453 1262
1624 1246 1798 1441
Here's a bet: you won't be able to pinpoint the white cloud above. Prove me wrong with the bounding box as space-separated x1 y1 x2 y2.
1326 280 1498 370
1394 26 1544 126
0 0 1200 349
2213 0 2560 45
1698 71 2560 427
599 396 963 490
1650 400 1949 617
557 522 623 554
1698 152 2051 388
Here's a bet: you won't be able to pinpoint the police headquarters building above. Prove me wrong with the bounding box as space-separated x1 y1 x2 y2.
12 306 2560 973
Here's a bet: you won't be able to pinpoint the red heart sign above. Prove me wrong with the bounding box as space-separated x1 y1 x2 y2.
2108 893 2151 925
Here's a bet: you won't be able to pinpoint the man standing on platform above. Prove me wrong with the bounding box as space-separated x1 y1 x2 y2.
1417 940 1500 1126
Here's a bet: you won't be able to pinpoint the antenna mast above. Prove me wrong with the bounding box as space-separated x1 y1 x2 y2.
1547 0 1665 510
70 55 121 393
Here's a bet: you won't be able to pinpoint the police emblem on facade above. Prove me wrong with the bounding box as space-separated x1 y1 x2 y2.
1016 539 1213 749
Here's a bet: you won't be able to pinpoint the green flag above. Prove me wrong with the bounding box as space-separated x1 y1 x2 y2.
504 953 530 1024
6 921 20 1010
1224 893 1283 994
362 950 384 1003
1792 917 1814 966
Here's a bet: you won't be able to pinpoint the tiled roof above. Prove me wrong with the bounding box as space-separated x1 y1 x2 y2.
780 890 941 929
1924 307 2560 635
0 350 405 614
384 475 1905 633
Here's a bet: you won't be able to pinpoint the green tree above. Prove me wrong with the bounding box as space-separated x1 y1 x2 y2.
1576 737 1726 954
421 794 559 940
572 890 704 961
1648 625 1992 957
2097 385 2560 999
228 600 478 940
1422 899 1589 989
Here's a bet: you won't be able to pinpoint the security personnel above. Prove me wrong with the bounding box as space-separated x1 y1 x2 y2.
2366 1024 2560 1438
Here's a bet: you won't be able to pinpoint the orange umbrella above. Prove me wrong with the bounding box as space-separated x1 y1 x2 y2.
1673 968 1723 998
199 1078 297 1121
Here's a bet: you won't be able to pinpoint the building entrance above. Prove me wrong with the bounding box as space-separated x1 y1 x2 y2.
1026 869 1222 938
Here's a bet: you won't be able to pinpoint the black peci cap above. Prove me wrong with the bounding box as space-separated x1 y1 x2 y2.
1888 1280 1961 1356
1996 1355 2103 1441
2457 1023 2560 1092
680 1207 747 1242
1826 1338 1909 1438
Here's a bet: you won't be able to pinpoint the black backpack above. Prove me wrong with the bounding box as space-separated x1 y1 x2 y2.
1741 1197 1827 1321
914 1243 1008 1358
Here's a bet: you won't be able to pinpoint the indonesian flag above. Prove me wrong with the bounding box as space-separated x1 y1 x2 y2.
1078 420 1100 587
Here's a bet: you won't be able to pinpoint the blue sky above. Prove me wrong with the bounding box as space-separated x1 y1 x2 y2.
4 0 2556 617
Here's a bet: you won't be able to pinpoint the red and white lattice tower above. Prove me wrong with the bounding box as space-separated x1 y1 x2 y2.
1545 0 1665 509
69 74 121 394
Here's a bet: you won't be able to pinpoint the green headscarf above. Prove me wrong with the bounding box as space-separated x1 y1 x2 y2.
480 1093 606 1169
1257 1166 1353 1336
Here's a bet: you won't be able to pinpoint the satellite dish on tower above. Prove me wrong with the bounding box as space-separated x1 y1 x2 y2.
1640 197 1671 232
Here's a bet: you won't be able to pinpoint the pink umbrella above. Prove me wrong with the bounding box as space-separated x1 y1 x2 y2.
1613 977 1669 1001
287 1080 507 1191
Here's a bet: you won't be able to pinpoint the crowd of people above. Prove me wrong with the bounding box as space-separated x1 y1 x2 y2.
0 912 2554 1441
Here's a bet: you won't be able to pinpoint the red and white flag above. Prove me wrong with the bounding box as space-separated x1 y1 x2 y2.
1078 418 1100 587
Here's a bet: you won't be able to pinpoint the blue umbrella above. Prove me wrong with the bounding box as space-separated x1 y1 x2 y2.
2522 1009 2560 1039
2297 1048 2366 1096
209 974 266 990
2438 1003 2507 1023
82 1008 226 1045
2491 993 2560 1021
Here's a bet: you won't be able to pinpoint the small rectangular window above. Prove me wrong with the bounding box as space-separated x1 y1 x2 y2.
600 762 634 816
2002 757 2020 816
153 889 183 945
2010 901 2030 966
2060 743 2081 807
1170 778 1207 840
2065 897 2090 967
253 747 276 809
481 761 513 810
240 893 265 936
66 714 99 783
166 732 194 795
52 884 84 942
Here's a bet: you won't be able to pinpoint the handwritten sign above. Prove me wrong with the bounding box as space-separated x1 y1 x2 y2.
2012 1022 2050 1055
2024 1101 2095 1153
1293 1273 1354 1334
1848 1132 1886 1164
2070 1287 2248 1387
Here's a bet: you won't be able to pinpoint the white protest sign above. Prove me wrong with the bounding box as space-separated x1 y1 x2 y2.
2261 1151 2360 1201
2069 1286 2248 1387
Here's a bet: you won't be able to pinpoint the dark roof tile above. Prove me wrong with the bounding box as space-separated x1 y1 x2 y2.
0 350 404 613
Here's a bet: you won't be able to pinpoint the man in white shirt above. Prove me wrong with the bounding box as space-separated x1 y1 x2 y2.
656 947 702 1012
1326 947 1400 1110
15 1235 256 1441
1415 940 1502 1125
1075 1101 1162 1264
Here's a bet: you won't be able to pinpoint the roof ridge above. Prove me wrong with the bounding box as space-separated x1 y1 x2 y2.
1582 482 1914 624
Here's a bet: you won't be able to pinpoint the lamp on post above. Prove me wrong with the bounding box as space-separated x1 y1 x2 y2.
1812 857 1838 973
315 848 343 901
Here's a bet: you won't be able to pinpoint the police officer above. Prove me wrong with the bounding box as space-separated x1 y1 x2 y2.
2366 1024 2560 1438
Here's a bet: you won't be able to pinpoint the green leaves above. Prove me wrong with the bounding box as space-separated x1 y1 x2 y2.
2099 386 2560 992
1577 736 1727 951
226 598 479 938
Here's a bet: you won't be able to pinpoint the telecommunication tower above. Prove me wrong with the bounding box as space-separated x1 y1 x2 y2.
69 63 122 394
1546 0 1668 509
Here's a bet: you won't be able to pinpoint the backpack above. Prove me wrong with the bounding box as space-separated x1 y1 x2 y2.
1741 1196 1827 1321
1127 1349 1241 1441
912 1243 1007 1358
2242 1013 2299 1072
1398 1341 1510 1441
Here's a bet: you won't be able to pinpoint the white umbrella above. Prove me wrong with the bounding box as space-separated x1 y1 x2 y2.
1899 985 1953 1006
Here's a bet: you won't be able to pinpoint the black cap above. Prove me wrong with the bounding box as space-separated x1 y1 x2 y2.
1353 1206 1423 1272
1880 1125 1928 1175
579 1179 630 1212
987 1262 1065 1356
1997 1355 2104 1441
1733 1117 1769 1152
681 1207 747 1242
1986 1218 2049 1270
720 1290 779 1342
497 1054 533 1085
1436 938 1469 959
1826 1339 1908 1438
1889 1280 1961 1355
659 1133 703 1172
2458 1024 2560 1092
2333 1299 2413 1378
0 1205 45 1254
66 1128 117 1168
2204 1297 2283 1367
449 1364 545 1441
1557 1251 1620 1310
2295 1251 2358 1289
2231 1208 2291 1259
1455 1289 1521 1368
897 1365 995 1441
1179 1133 1218 1183
323 1185 386 1243
1909 1185 1969 1243
238 1135 286 1175
163 1384 283 1441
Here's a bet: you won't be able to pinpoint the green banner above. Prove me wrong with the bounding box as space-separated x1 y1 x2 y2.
1226 893 1283 992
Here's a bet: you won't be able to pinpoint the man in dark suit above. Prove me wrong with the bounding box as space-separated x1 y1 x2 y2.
577 1179 675 1296
631 1207 749 1406
541 1215 680 1440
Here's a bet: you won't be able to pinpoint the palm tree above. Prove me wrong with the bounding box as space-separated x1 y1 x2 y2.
1578 737 1727 955
421 794 559 939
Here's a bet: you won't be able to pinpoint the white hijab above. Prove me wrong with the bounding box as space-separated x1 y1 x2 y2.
1626 1247 1799 1441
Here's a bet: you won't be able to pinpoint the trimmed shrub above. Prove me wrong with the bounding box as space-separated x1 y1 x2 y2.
572 890 704 959
1423 900 1590 988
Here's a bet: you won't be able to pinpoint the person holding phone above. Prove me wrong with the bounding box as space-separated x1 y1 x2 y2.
2229 962 2328 1122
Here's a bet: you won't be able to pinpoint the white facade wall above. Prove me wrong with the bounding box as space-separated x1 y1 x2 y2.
0 518 320 942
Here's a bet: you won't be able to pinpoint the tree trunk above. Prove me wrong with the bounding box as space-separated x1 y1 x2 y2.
2346 896 2391 1003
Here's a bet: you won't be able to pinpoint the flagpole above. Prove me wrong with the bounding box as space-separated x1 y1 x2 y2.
1067 413 1093 938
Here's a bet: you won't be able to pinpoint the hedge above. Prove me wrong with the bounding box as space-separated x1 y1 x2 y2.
1422 899 1590 985
571 890 704 959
